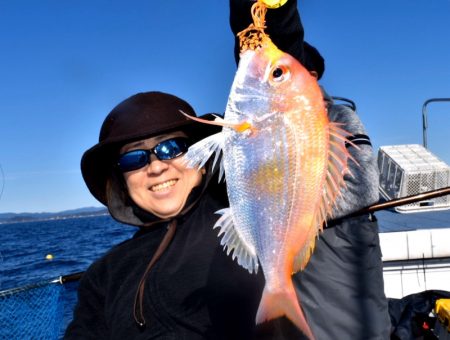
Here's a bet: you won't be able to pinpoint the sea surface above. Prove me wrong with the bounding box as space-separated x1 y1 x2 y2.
1 209 449 338
0 215 135 338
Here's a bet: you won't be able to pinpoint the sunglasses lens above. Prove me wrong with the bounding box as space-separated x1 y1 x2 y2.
118 150 149 172
117 138 189 172
154 138 189 160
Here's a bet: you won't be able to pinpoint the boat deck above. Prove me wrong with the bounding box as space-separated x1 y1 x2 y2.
376 209 450 232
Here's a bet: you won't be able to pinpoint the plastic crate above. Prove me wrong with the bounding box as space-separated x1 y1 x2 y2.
378 144 450 213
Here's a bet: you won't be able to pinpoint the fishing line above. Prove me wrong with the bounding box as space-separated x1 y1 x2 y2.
0 251 3 289
0 164 4 202
0 164 5 289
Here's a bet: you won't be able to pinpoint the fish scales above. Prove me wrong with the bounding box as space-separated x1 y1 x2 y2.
224 46 328 276
182 39 351 340
226 120 293 273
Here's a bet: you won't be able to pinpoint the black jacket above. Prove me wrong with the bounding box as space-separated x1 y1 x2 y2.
65 190 271 339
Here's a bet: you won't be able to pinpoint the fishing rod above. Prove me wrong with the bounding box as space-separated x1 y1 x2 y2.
352 186 450 216
326 186 450 227
60 271 84 283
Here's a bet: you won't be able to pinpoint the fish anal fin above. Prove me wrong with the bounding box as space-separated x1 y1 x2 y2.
293 229 318 273
214 208 259 274
256 284 315 340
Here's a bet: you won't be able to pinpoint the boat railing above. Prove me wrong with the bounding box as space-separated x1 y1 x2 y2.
422 98 450 149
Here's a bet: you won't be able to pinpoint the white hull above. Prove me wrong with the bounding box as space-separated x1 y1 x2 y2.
380 228 450 298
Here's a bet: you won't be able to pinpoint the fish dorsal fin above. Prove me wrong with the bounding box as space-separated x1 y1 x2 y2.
182 132 225 181
323 122 358 219
214 208 259 274
293 122 355 273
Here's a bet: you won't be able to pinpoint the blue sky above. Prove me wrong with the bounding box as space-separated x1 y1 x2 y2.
1 0 449 213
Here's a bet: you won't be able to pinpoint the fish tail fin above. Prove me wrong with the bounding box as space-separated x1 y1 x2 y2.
255 285 315 340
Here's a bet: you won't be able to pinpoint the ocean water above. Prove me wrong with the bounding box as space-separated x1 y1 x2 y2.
0 215 136 337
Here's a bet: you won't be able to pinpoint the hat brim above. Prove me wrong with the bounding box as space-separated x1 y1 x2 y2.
81 113 222 205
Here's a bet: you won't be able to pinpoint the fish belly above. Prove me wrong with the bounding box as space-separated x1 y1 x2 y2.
225 112 328 272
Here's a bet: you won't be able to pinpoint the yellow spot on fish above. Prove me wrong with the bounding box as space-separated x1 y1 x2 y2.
45 254 54 260
252 159 285 195
236 121 253 133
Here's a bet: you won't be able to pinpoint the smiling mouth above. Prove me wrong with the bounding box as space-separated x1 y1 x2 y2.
151 179 177 192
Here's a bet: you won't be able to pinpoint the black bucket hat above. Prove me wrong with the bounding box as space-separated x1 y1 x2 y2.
302 42 325 80
81 91 221 206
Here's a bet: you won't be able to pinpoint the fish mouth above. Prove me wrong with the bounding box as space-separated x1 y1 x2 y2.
252 111 278 123
150 179 177 192
229 87 277 122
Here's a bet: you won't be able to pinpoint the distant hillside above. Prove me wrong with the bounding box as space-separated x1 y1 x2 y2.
0 207 108 224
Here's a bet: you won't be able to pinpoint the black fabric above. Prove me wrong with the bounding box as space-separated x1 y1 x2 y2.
302 42 325 80
346 133 372 147
65 192 265 340
296 215 390 339
389 290 450 339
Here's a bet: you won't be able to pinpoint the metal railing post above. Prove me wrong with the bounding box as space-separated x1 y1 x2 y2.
422 98 450 149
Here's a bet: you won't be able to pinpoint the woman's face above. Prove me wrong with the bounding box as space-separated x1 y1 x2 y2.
120 131 202 219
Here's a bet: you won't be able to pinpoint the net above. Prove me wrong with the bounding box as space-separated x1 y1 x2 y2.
0 279 64 339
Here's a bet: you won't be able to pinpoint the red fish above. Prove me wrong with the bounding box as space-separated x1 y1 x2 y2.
182 9 353 340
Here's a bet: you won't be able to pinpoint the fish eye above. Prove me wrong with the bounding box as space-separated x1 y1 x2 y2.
270 65 290 83
273 68 283 78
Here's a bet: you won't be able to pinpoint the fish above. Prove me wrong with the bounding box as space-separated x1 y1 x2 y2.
181 38 353 340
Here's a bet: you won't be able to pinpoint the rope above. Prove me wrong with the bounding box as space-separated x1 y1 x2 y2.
237 0 270 53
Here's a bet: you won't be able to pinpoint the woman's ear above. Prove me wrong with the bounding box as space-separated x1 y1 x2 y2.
309 71 319 79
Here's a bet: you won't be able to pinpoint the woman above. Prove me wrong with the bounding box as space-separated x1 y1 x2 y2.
65 91 294 339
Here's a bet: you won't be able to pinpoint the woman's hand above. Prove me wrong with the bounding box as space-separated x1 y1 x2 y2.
260 0 288 8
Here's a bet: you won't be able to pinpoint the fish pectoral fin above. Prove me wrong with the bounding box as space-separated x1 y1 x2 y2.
182 132 225 180
214 208 259 274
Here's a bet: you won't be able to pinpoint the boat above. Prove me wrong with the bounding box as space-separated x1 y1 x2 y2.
1 98 449 339
376 98 450 338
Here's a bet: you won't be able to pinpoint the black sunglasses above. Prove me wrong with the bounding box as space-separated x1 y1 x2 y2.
117 137 190 172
